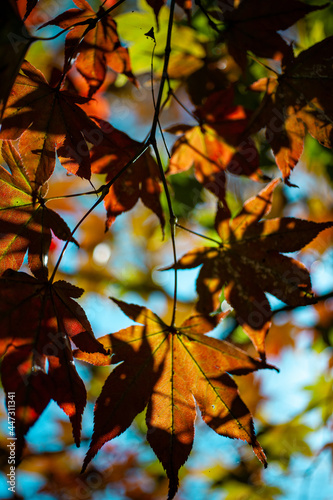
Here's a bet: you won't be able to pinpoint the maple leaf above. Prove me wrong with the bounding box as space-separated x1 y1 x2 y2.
0 269 107 462
0 141 79 280
74 298 275 499
167 89 260 201
90 118 165 230
219 0 328 71
165 179 333 359
249 36 333 183
0 60 103 181
40 0 136 96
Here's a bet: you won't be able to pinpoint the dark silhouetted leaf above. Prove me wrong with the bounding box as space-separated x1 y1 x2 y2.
166 180 333 359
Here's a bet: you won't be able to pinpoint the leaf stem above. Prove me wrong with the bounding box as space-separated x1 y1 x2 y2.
168 85 199 122
45 189 102 202
176 223 220 244
153 141 178 327
247 54 280 75
194 0 221 33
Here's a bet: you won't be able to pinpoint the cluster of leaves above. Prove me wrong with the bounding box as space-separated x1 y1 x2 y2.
0 0 333 499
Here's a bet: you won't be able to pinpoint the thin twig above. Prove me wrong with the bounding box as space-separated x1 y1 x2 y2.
49 144 148 284
168 86 199 122
148 0 177 326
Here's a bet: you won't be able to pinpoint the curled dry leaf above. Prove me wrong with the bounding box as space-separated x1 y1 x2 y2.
74 298 275 499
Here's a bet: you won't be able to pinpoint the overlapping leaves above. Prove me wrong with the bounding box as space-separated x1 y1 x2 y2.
249 36 333 183
0 60 103 181
0 269 106 462
218 0 328 71
41 0 135 96
75 298 274 499
167 179 332 359
167 89 260 201
0 141 76 280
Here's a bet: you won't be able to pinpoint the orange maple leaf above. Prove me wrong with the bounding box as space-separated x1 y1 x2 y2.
40 0 136 95
165 179 333 359
167 89 261 201
75 298 275 499
249 36 333 183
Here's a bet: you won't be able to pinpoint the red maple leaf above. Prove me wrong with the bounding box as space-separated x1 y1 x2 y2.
0 60 103 181
90 118 165 230
0 270 107 462
0 141 77 280
249 36 333 183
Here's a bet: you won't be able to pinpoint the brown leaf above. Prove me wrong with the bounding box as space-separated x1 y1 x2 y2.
0 61 103 181
249 37 333 183
168 180 333 359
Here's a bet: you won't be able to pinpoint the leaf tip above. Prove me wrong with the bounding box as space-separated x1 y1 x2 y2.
167 477 179 500
253 440 267 468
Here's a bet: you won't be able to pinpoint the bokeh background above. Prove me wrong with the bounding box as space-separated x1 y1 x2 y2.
1 0 333 498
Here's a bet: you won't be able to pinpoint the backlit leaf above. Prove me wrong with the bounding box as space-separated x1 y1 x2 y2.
249 36 333 183
75 299 274 499
219 0 328 70
0 60 103 181
40 0 136 95
167 89 260 201
0 141 76 279
0 270 106 461
90 118 165 230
